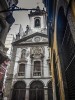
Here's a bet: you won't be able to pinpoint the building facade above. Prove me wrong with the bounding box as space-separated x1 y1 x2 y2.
43 0 75 100
4 6 53 100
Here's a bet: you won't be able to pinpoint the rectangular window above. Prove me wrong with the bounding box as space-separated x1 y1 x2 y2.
18 64 25 76
33 61 41 76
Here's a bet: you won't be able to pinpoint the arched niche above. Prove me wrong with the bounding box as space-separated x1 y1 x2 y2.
11 81 26 100
29 80 44 100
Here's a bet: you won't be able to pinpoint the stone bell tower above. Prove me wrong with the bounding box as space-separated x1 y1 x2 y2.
28 6 47 33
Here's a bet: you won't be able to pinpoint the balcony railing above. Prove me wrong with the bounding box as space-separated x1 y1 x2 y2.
33 71 41 76
18 72 25 76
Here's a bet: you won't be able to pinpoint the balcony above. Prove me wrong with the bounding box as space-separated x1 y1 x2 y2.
33 71 41 76
18 72 25 76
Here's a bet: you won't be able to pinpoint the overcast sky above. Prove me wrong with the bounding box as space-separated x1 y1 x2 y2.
8 0 44 36
5 0 44 55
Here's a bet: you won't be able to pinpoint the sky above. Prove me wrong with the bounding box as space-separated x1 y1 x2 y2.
8 0 44 36
5 0 44 56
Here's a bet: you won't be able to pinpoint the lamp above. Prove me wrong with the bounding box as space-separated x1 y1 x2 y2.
0 4 37 24
6 13 15 24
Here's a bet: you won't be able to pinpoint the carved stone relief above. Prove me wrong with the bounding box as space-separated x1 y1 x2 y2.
33 36 41 42
30 46 44 58
42 37 48 42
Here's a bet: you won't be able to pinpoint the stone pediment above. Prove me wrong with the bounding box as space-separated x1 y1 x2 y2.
18 37 48 45
19 38 32 44
12 33 48 46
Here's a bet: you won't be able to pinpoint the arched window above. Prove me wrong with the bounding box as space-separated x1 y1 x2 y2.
21 49 26 59
11 81 26 100
29 81 44 100
34 17 41 27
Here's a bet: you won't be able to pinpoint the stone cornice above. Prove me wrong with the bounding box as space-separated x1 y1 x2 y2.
13 42 48 46
12 32 48 45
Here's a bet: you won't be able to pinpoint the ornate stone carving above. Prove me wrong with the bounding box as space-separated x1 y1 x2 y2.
26 38 32 42
34 36 41 42
42 37 48 42
30 46 44 58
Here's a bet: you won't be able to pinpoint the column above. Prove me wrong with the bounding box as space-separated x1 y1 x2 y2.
25 87 29 100
44 87 48 100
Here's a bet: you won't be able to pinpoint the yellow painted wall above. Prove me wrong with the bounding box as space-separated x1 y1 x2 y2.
71 0 75 18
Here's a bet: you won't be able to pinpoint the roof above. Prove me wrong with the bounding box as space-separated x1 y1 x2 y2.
12 32 48 46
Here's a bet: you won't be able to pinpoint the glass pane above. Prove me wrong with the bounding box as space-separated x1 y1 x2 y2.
19 64 25 72
34 61 41 71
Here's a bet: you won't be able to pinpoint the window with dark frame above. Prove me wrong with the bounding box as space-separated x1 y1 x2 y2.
18 64 25 76
34 17 41 27
33 61 41 76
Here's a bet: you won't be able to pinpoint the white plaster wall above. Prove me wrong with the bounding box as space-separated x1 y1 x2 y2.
13 47 32 78
25 47 31 78
43 46 50 77
30 15 46 32
12 78 51 87
12 12 51 88
13 48 21 78
13 46 50 78
25 78 50 87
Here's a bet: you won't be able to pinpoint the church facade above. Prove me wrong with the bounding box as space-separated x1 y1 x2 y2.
4 6 53 100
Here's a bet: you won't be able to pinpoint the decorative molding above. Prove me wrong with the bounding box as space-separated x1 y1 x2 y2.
12 32 48 45
30 46 44 59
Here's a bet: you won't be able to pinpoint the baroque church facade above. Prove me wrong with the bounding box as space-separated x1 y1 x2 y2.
4 6 53 100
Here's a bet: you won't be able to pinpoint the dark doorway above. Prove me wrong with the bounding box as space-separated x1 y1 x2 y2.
11 81 26 100
29 81 44 100
48 81 53 100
